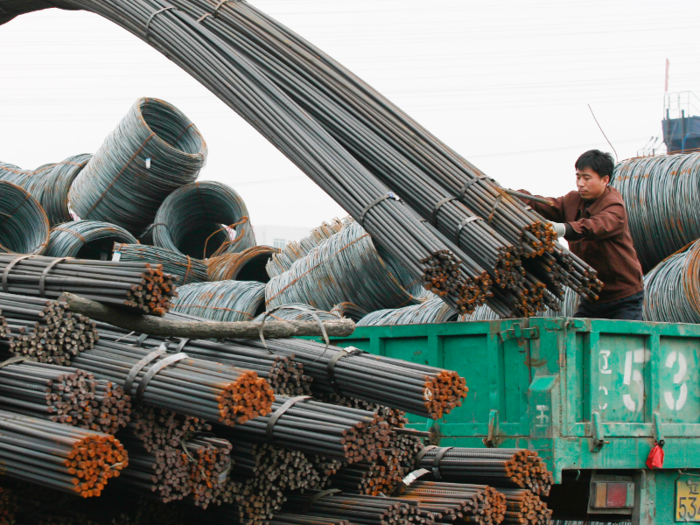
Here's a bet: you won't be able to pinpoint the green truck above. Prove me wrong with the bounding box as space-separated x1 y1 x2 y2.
328 317 700 525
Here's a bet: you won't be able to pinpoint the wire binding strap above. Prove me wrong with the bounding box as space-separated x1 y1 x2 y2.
431 446 454 480
414 445 437 469
391 468 431 497
488 195 503 224
266 395 311 441
327 346 365 395
431 196 457 226
137 352 188 401
455 216 484 243
459 174 490 200
144 6 177 42
359 192 400 226
258 304 329 355
2 255 34 293
0 356 34 370
124 343 168 395
40 257 71 297
132 333 150 348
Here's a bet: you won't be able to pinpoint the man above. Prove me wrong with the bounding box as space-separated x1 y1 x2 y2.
519 149 644 320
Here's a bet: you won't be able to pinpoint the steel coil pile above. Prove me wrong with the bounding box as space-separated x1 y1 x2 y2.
254 304 341 323
0 181 49 255
113 243 209 285
172 280 266 322
612 153 700 272
153 181 256 258
71 339 275 427
46 220 137 260
266 221 426 314
239 337 467 420
0 292 97 365
207 245 279 283
416 447 553 496
0 409 127 497
68 97 207 234
330 302 369 322
0 255 176 315
357 296 458 326
643 240 700 323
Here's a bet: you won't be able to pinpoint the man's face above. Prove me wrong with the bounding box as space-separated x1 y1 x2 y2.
576 166 609 201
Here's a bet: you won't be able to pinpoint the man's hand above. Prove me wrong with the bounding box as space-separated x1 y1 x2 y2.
551 222 566 239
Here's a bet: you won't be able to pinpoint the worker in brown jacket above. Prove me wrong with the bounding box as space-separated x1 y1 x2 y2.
519 149 644 320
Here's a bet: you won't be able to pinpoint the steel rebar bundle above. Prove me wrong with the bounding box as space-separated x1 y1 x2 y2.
233 337 467 420
95 326 312 397
397 481 507 525
171 280 266 322
0 292 97 365
357 297 459 326
0 181 49 255
416 447 553 497
498 488 552 525
643 239 700 323
46 220 138 260
184 435 233 508
266 515 351 525
68 97 207 234
71 338 275 426
207 245 280 283
90 379 131 435
612 153 700 272
113 243 209 285
0 255 176 315
329 454 403 497
219 396 391 464
153 181 256 258
0 409 127 497
265 222 429 314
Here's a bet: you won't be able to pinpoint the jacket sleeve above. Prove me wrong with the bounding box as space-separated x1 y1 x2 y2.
565 202 626 240
516 189 565 222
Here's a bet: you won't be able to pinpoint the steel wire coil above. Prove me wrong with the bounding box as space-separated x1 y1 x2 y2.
0 254 176 315
113 242 209 285
330 302 369 322
207 245 279 283
0 181 49 255
612 153 700 272
0 409 127 497
357 296 458 326
39 154 93 226
643 240 700 323
46 220 138 260
71 339 275 427
254 304 341 323
171 280 266 322
68 97 207 234
153 181 256 258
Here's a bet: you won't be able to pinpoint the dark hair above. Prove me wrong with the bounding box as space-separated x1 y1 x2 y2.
575 149 615 179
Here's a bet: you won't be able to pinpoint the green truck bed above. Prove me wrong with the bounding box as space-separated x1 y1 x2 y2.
327 317 700 524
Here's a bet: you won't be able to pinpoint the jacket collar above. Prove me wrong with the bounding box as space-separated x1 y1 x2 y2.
578 186 614 216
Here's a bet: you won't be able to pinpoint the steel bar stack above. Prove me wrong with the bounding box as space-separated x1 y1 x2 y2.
416 447 553 497
207 246 280 283
499 488 553 525
220 396 391 464
113 243 209 286
184 435 233 509
0 292 97 365
397 481 507 525
234 338 467 420
171 281 266 322
96 326 312 397
0 255 177 315
0 409 127 497
46 220 138 260
0 181 49 256
71 338 275 426
90 379 131 435
266 515 351 525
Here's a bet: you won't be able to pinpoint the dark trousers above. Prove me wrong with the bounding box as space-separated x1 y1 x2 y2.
574 290 644 321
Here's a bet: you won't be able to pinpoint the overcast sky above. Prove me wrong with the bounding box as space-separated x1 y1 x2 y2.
1 0 698 231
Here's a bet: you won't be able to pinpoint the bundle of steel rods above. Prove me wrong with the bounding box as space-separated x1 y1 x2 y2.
96 327 312 397
153 181 256 258
46 220 138 260
416 447 553 496
0 181 49 255
184 435 233 508
235 337 467 420
71 338 275 426
499 488 553 525
397 481 507 525
265 221 429 315
284 491 427 525
330 455 403 497
0 255 177 315
91 379 131 435
266 515 351 525
113 243 209 285
68 97 207 235
171 280 266 322
219 396 391 464
357 297 459 326
207 245 280 283
0 292 97 365
643 239 700 323
612 153 700 272
0 409 127 497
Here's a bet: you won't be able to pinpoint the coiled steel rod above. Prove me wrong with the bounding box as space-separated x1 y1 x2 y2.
113 243 209 285
46 220 138 260
207 245 279 283
172 280 266 322
0 181 49 255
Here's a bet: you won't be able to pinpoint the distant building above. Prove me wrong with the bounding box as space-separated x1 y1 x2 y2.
252 224 313 249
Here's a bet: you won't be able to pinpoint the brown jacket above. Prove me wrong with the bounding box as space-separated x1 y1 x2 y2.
519 186 643 303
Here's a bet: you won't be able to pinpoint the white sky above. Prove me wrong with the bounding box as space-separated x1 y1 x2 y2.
1 0 699 230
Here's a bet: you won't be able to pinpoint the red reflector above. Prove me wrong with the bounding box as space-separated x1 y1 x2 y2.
606 483 628 508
